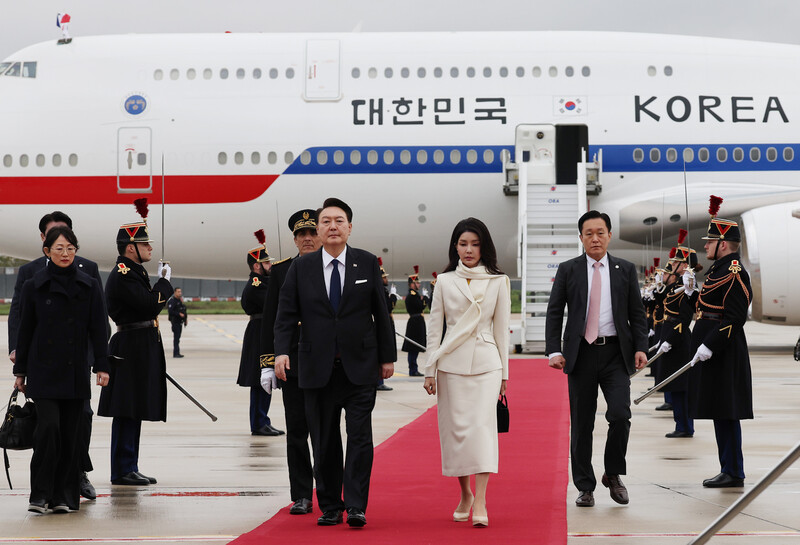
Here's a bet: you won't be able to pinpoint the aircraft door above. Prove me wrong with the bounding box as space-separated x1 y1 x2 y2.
304 39 340 101
117 127 152 193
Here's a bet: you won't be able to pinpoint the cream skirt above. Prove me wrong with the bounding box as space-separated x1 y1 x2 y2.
437 369 502 477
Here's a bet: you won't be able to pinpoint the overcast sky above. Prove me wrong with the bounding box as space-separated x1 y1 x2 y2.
3 0 800 60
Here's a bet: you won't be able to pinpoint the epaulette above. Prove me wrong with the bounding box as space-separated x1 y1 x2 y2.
272 257 291 265
117 263 131 275
260 354 275 368
409 290 417 296
251 277 262 287
729 260 742 274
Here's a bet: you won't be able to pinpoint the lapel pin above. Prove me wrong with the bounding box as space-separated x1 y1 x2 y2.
615 265 619 269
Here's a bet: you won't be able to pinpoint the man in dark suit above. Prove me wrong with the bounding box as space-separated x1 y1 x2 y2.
274 198 396 528
7 211 104 500
546 210 648 508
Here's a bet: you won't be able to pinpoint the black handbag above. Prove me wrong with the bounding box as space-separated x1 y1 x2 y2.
0 388 37 489
497 394 509 433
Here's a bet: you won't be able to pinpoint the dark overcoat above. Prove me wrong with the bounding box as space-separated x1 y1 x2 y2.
689 252 753 420
402 289 427 352
654 281 696 391
237 271 268 387
260 257 300 379
98 256 173 421
14 266 109 399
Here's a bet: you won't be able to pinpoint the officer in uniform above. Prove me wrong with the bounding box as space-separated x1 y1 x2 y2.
167 287 187 358
259 209 320 515
402 266 427 377
238 231 283 436
98 214 173 486
689 196 753 488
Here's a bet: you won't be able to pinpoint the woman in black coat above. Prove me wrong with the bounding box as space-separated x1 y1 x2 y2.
13 227 109 514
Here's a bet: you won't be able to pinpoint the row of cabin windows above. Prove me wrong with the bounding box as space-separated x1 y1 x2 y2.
2 153 78 168
217 148 507 167
632 146 795 164
154 67 296 81
0 61 37 78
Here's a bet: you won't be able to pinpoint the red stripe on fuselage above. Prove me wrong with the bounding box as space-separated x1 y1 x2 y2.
0 174 278 204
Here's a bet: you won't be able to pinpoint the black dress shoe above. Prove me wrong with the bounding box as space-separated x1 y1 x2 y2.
575 490 594 507
174 354 185 358
112 472 150 486
655 403 673 411
252 424 285 436
602 473 629 505
409 371 424 377
665 430 694 438
376 384 393 391
27 499 47 514
346 507 367 527
290 498 313 515
317 510 343 526
79 471 97 500
703 472 744 488
134 471 157 484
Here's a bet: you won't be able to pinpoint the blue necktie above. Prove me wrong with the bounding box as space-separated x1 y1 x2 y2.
329 259 341 313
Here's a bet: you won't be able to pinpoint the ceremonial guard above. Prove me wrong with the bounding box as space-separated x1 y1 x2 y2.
260 209 320 514
238 230 283 436
402 266 427 376
377 258 396 391
98 199 173 486
689 195 753 488
652 230 702 438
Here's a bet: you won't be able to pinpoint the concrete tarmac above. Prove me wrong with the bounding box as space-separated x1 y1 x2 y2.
0 315 798 544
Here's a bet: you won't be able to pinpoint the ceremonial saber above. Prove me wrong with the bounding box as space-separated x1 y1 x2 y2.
648 344 658 354
166 372 218 422
395 331 426 352
633 356 699 405
688 440 800 545
630 350 664 378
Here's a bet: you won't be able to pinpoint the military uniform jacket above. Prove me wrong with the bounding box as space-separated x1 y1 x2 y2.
237 271 268 387
14 266 109 400
654 281 697 391
689 252 753 420
260 257 300 379
402 289 427 352
98 256 173 422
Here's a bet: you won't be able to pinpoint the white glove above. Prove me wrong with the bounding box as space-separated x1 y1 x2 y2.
682 270 696 296
648 328 655 338
656 341 672 355
422 288 429 297
260 367 277 395
694 344 713 362
389 284 398 297
158 262 172 281
643 286 655 301
655 272 663 285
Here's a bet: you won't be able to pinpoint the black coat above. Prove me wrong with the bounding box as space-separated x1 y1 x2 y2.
14 265 109 400
98 256 173 421
654 282 696 391
689 252 753 420
237 271 268 387
260 257 300 379
274 247 396 389
167 296 187 325
402 289 427 352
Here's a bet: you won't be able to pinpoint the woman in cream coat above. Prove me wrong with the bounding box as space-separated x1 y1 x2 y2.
423 217 510 528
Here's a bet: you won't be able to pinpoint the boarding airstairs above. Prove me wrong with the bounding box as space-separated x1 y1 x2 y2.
504 124 601 353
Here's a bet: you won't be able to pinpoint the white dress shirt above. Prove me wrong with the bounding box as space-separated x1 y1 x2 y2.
322 247 346 296
585 253 617 338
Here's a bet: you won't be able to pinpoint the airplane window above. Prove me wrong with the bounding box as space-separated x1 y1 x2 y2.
154 69 163 81
267 151 277 164
0 62 10 75
466 149 478 164
450 149 461 164
317 150 328 165
433 150 444 164
417 67 426 78
450 67 459 78
401 67 409 78
351 67 360 79
218 152 227 165
286 68 295 79
417 150 428 164
137 153 147 166
203 69 212 80
170 69 179 80
400 150 411 164
565 66 574 77
233 152 243 165
683 148 694 163
2 155 10 167
19 154 29 167
300 151 311 165
784 147 794 162
333 150 344 165
251 152 261 164
368 67 377 79
22 62 37 78
383 150 394 164
6 62 22 77
350 150 361 164
750 148 760 162
666 148 677 162
664 66 673 76
533 66 542 77
284 151 294 164
467 67 476 78
236 68 245 80
253 68 262 79
36 154 45 167
270 68 279 79
499 67 508 78
384 67 393 78
766 147 777 162
732 147 744 162
52 154 61 167
649 148 660 162
582 66 591 77
483 149 495 164
632 148 644 163
698 148 710 162
548 66 557 77
187 68 196 80
368 150 379 165
647 66 656 77
220 68 229 80
515 67 524 77
483 67 492 77
717 148 728 162
434 67 443 78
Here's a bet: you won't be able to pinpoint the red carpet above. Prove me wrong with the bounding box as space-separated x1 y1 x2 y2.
231 359 569 544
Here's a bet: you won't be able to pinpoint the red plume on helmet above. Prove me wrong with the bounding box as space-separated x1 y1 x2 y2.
708 195 723 217
254 229 266 245
413 265 419 274
677 229 688 245
432 271 438 279
669 247 677 259
653 257 660 267
378 257 383 266
133 198 149 220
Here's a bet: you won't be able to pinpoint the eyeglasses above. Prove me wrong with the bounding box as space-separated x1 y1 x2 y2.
51 246 77 254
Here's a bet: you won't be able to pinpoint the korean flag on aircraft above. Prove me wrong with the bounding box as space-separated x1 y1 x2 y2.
553 96 587 116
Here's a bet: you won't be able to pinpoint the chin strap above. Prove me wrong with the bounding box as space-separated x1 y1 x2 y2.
133 243 144 265
712 240 720 261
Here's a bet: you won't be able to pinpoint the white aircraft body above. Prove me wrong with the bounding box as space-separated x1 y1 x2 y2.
2 31 800 324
